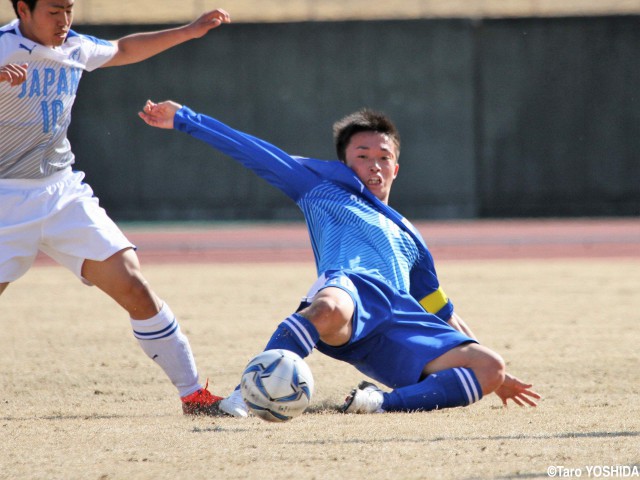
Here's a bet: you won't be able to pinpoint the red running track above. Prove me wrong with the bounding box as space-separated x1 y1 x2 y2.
35 218 640 265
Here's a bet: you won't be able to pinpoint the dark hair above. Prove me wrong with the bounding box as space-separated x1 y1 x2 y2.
11 0 38 17
332 109 401 162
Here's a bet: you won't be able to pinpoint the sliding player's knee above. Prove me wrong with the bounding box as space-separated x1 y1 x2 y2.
300 291 353 338
475 350 506 395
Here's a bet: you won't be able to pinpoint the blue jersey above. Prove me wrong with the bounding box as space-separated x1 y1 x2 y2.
0 20 116 178
174 106 453 320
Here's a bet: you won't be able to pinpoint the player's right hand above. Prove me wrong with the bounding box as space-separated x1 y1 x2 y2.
138 99 183 130
0 63 28 86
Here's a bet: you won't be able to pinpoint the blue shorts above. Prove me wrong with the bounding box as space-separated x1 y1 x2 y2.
307 270 475 389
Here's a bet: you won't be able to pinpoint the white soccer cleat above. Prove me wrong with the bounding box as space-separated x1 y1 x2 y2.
341 381 385 414
219 388 249 418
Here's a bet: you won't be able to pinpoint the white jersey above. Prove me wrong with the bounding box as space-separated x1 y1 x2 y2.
0 20 116 179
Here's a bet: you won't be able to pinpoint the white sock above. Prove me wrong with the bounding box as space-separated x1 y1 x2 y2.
130 303 201 397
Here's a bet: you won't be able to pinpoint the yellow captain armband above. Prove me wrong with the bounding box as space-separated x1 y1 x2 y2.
419 287 449 314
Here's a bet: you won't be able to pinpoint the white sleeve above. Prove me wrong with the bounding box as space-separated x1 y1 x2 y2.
75 33 117 71
66 32 118 72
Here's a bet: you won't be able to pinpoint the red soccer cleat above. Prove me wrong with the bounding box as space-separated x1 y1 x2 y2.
181 380 224 416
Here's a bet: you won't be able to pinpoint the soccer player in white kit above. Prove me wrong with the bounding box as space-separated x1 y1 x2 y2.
0 0 233 415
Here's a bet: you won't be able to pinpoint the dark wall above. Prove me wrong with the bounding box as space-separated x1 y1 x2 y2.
68 16 640 221
477 16 640 217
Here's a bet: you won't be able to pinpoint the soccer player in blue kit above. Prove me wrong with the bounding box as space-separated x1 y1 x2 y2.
139 99 541 416
0 0 231 415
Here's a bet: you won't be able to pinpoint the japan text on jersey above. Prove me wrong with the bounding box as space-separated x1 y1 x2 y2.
0 20 115 179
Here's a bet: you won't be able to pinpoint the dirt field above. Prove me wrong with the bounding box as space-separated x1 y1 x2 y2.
2 0 640 24
1 0 638 476
1 220 639 480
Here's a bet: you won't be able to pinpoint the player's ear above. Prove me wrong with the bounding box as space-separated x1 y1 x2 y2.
17 0 31 20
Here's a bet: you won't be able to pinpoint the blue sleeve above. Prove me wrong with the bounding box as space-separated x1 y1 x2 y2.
174 106 320 201
409 250 454 322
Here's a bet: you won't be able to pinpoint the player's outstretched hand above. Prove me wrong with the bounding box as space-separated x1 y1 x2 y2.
185 9 231 39
138 100 183 129
494 372 541 407
0 63 28 86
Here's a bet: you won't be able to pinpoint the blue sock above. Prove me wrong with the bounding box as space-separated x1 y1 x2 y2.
263 313 320 359
231 314 321 394
383 368 483 411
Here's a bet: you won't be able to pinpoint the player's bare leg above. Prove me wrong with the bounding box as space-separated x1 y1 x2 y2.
298 287 354 346
422 343 505 395
81 247 161 319
82 247 223 414
0 282 9 296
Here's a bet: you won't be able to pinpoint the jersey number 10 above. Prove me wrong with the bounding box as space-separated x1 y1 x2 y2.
41 99 64 134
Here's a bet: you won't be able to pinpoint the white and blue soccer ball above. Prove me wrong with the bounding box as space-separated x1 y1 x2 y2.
240 349 314 422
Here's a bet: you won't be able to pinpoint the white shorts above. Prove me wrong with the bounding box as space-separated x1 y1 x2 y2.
0 168 134 284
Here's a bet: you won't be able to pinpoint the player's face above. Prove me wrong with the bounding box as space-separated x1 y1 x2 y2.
344 131 399 204
18 0 74 47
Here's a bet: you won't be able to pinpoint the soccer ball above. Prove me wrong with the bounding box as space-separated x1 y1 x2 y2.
240 349 314 422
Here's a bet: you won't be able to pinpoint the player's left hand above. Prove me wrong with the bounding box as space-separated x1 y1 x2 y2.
186 9 231 38
494 372 541 407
